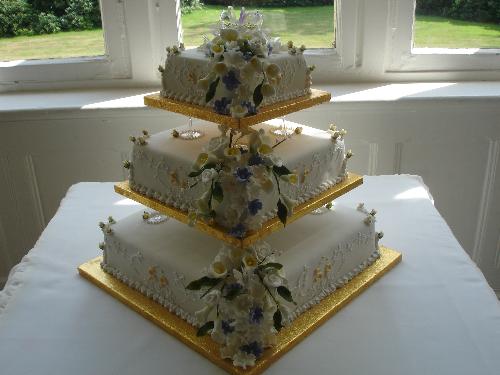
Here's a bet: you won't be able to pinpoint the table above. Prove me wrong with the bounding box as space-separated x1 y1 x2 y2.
1 175 499 375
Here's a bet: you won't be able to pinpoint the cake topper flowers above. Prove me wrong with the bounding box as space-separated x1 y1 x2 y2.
195 7 305 118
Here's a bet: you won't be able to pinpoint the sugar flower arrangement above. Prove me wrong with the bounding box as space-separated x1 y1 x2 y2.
195 7 305 118
187 124 300 237
187 241 295 368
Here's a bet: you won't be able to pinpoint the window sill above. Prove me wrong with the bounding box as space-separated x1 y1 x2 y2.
1 82 499 121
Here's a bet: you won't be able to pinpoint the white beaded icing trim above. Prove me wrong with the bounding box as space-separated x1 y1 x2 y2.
100 262 199 326
286 249 381 323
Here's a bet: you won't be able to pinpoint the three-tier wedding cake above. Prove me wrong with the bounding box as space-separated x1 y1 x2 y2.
95 7 386 371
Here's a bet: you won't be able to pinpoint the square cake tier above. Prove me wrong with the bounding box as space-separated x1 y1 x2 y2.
161 49 311 109
100 203 381 326
129 120 348 232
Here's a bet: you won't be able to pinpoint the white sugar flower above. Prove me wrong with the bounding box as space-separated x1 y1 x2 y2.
223 50 245 67
211 318 226 344
280 174 298 185
230 104 248 118
240 63 256 82
261 83 275 97
209 261 228 278
242 254 258 270
224 146 242 161
233 350 256 369
195 305 213 324
201 168 218 183
211 43 224 58
193 152 209 169
263 272 283 288
207 136 230 158
249 56 262 70
281 194 297 214
220 28 239 42
214 62 228 76
203 289 221 305
265 63 280 78
196 191 211 215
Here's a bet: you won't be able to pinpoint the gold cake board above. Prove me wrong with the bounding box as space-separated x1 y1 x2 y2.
78 246 401 375
144 89 331 129
114 173 363 248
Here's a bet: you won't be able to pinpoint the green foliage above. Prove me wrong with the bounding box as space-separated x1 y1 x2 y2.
0 0 101 37
61 0 101 31
34 12 61 34
196 320 214 336
186 276 221 290
273 308 283 331
272 165 292 177
205 77 220 103
212 181 223 203
416 0 500 23
0 0 32 36
253 82 264 108
277 199 288 226
181 0 203 15
276 285 295 304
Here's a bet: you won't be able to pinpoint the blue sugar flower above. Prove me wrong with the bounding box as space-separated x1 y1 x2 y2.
249 306 264 324
235 167 252 182
248 199 263 216
214 97 231 115
241 341 264 358
247 154 263 166
222 70 240 91
267 43 273 56
221 320 235 335
241 101 257 115
229 223 246 238
243 52 254 61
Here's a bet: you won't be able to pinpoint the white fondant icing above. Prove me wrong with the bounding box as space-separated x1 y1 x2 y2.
100 204 379 327
160 49 310 108
129 119 347 231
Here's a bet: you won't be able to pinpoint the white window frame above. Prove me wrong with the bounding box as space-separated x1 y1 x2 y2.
385 0 500 79
0 0 132 92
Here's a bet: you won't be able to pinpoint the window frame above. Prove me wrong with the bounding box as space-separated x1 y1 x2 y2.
385 0 500 78
0 0 132 92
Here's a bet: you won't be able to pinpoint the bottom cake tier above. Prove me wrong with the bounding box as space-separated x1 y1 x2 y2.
99 203 382 327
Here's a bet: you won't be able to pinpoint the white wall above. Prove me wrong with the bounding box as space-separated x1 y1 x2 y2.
1 91 499 295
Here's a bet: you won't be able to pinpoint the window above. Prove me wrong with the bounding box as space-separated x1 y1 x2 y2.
414 0 500 49
0 0 131 92
385 0 500 79
0 0 105 62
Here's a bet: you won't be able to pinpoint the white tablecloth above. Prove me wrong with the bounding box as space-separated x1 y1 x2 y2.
1 175 499 375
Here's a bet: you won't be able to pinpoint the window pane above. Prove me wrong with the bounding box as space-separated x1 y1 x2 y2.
0 0 105 62
182 2 335 49
414 0 500 48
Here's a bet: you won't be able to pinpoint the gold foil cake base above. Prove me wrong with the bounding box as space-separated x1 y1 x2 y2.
144 89 331 129
78 246 401 375
114 173 363 248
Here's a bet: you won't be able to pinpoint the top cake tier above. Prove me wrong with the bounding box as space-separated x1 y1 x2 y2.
153 7 330 126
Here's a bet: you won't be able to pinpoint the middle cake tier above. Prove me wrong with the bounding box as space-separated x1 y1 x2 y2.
128 119 349 233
